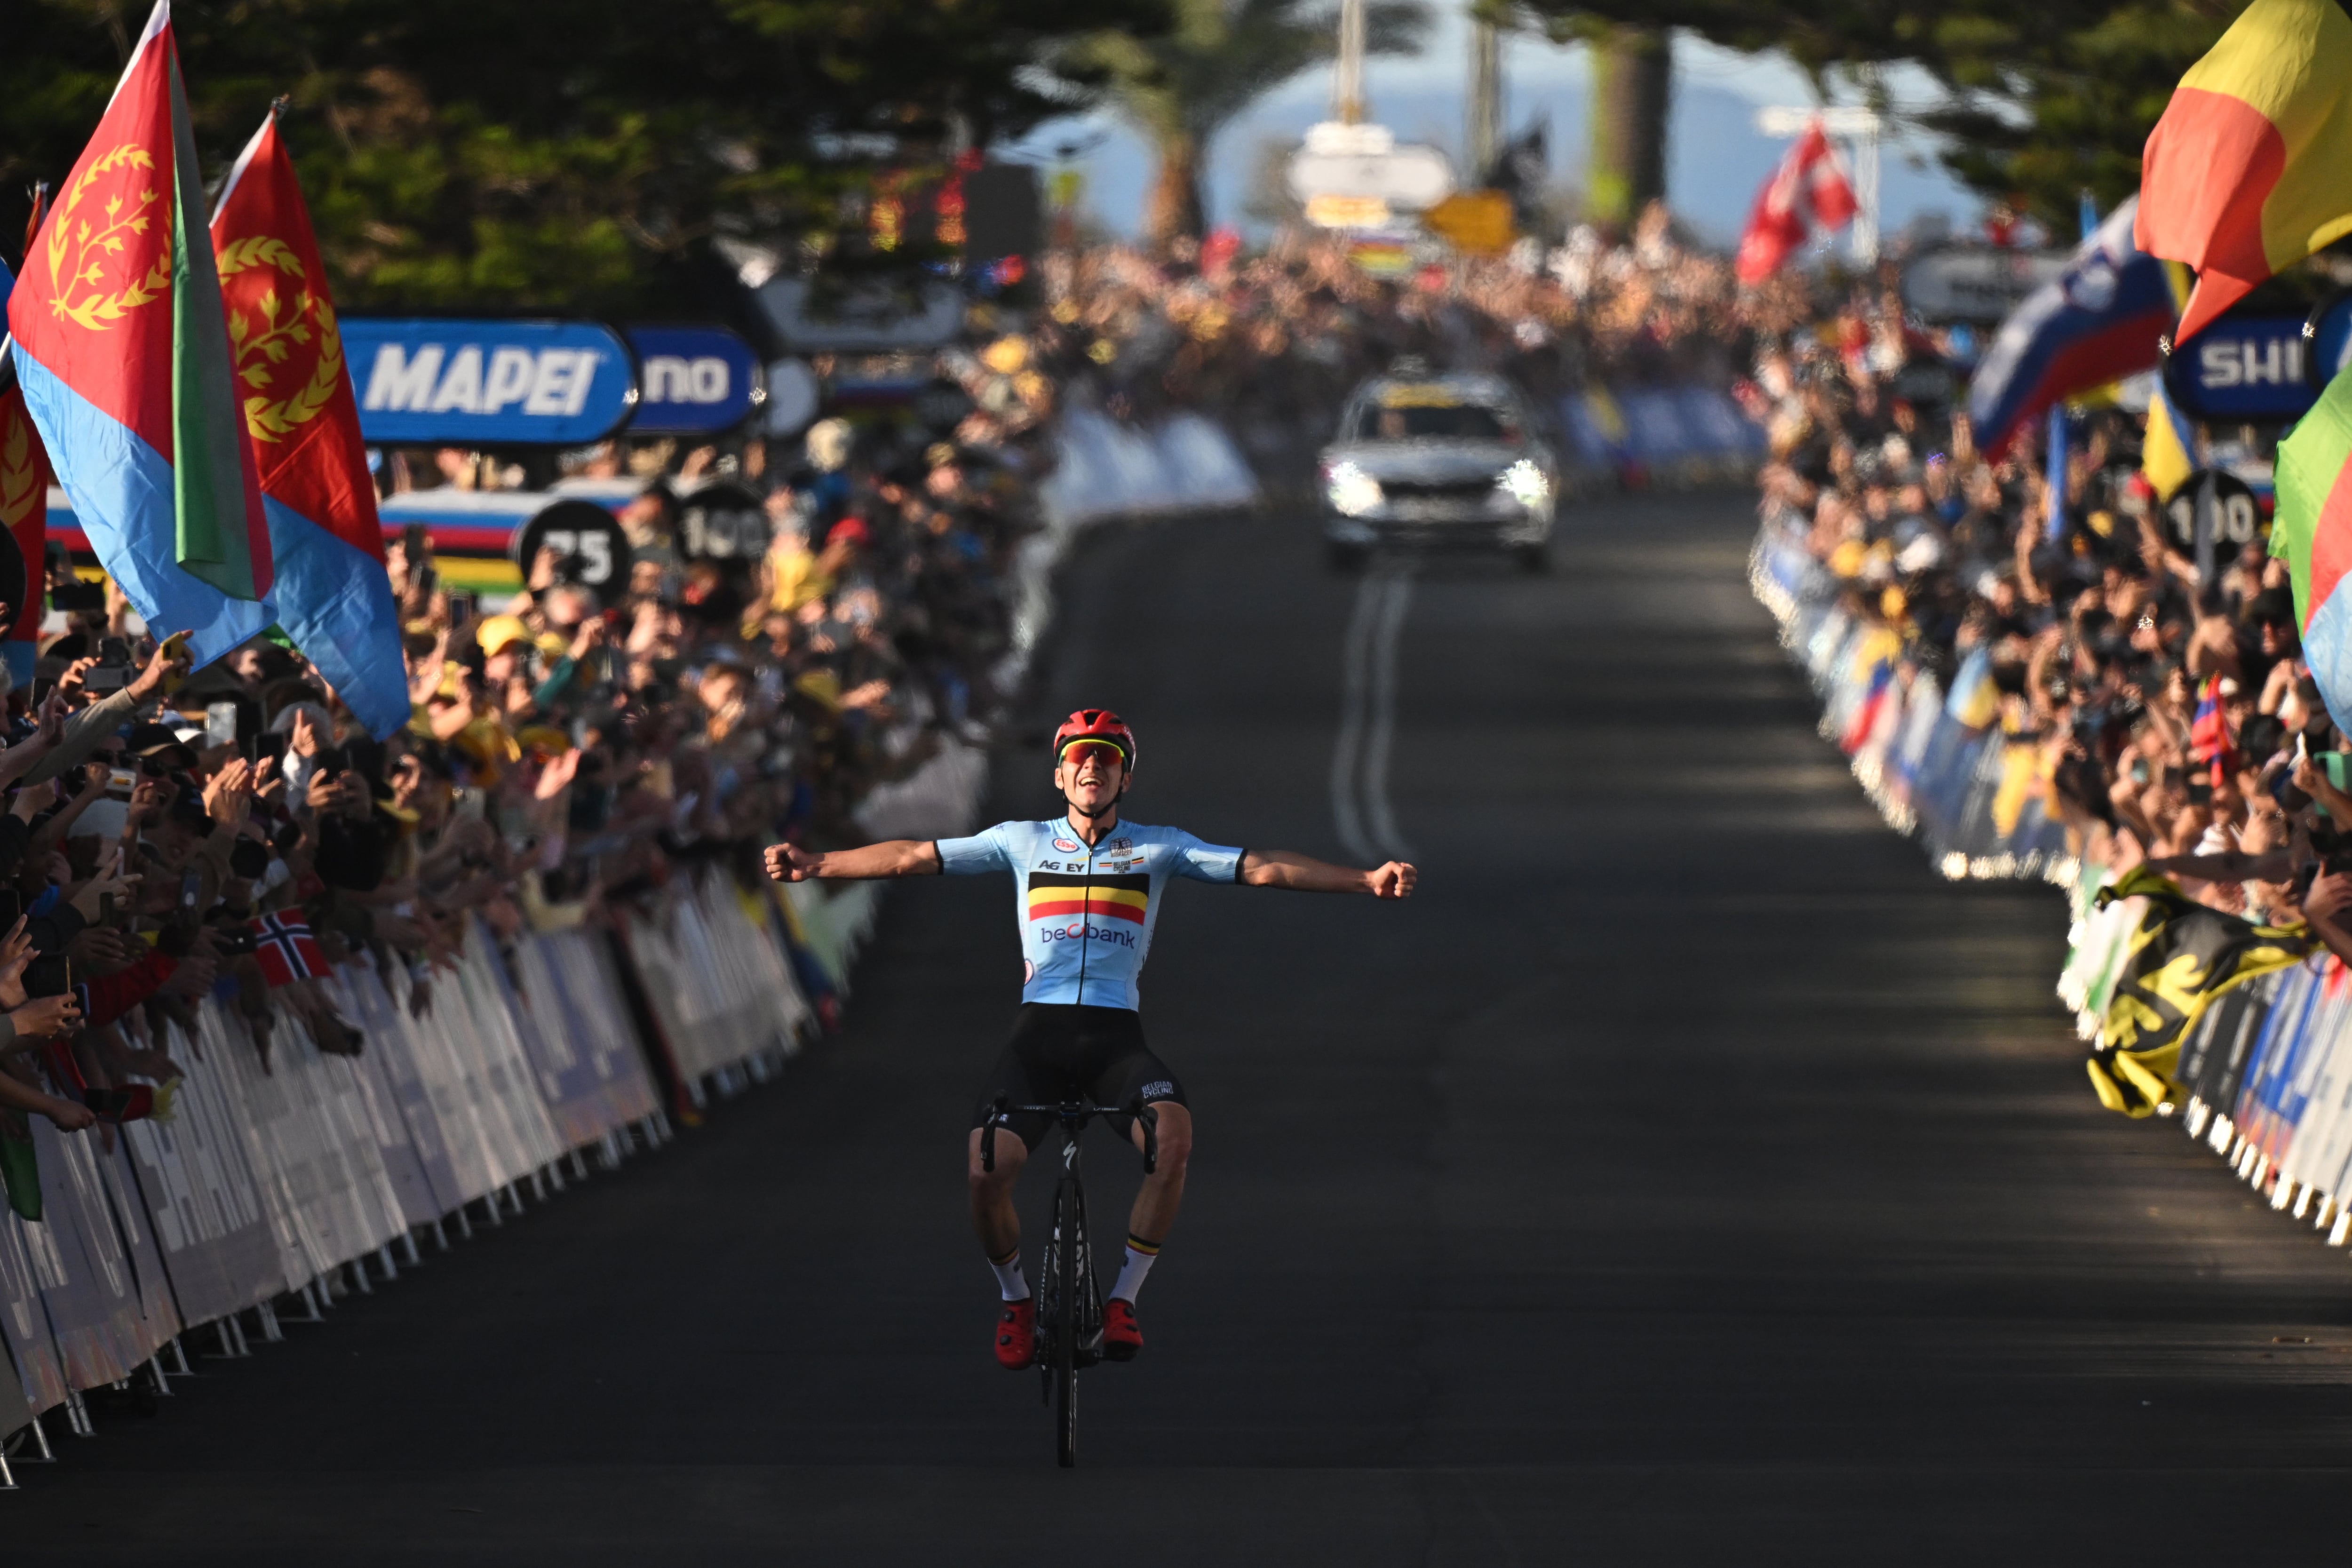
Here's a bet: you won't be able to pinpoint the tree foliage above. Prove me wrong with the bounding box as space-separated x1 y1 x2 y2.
1507 0 2241 236
1 0 1171 312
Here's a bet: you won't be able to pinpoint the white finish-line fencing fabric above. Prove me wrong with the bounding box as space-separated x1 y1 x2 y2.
0 868 892 1434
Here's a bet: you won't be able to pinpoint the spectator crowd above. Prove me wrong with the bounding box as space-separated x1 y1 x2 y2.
0 212 1780 1203
1750 278 2352 956
0 328 1050 1200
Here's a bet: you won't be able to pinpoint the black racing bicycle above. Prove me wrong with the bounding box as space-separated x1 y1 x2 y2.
980 1093 1158 1468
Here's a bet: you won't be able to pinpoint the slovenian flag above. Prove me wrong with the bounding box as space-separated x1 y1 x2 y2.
2276 368 2352 728
2137 0 2352 346
210 109 408 739
1966 196 2175 458
4 1 273 667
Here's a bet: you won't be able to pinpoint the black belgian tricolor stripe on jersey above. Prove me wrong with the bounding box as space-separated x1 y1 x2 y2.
1026 871 1149 924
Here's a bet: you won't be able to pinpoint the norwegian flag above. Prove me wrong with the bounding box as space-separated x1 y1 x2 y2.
252 910 328 987
1734 121 1859 285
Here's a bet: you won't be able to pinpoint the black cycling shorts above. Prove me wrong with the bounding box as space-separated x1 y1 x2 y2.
971 1002 1186 1151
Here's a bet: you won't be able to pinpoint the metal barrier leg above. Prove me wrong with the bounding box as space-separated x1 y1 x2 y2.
377 1243 399 1282
545 1161 566 1194
600 1131 623 1170
25 1414 55 1461
64 1389 93 1437
298 1281 326 1320
527 1170 548 1205
168 1336 193 1376
229 1313 253 1355
256 1301 283 1343
481 1191 504 1228
403 1230 423 1267
347 1259 373 1296
0 1438 14 1489
570 1148 591 1182
147 1357 172 1396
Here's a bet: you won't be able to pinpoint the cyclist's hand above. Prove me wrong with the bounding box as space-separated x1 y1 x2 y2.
763 842 821 882
1368 860 1416 899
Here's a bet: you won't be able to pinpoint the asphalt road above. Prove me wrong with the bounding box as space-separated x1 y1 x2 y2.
13 491 2352 1563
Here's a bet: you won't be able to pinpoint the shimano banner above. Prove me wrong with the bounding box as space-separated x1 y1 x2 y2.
624 326 763 434
345 318 637 445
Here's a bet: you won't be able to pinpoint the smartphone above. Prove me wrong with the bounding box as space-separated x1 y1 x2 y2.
256 731 289 767
446 589 477 625
179 870 202 910
206 700 239 747
48 582 103 613
83 666 127 694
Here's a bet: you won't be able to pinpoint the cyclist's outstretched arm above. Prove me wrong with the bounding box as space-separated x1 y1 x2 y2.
1239 849 1414 899
764 839 942 882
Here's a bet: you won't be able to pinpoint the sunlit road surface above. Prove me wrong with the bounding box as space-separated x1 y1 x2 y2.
14 492 2352 1563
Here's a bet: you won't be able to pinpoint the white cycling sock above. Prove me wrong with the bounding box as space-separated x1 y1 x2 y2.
989 1249 1030 1302
1109 1234 1160 1304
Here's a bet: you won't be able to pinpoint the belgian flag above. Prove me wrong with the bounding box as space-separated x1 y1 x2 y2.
2088 867 2312 1117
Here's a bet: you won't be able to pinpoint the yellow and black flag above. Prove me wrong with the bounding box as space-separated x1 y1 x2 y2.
2088 867 2312 1117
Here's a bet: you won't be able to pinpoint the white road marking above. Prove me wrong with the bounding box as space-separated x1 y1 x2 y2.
1331 564 1416 865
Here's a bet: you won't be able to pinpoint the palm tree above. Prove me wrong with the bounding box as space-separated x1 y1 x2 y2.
1056 0 1428 252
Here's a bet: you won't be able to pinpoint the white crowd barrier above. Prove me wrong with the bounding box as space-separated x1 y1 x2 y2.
1037 408 1259 532
0 840 949 1458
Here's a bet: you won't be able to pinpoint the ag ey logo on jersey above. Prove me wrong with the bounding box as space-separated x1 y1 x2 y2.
1052 837 1081 853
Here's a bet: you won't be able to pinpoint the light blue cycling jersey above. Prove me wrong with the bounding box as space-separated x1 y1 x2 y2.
934 817 1246 1010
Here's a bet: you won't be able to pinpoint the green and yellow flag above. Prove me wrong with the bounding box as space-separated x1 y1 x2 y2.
2088 866 2312 1116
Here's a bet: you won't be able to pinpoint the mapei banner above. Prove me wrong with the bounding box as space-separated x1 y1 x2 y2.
624 326 763 434
344 318 636 445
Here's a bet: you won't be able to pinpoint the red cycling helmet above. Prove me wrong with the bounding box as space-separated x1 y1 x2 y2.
1053 708 1137 768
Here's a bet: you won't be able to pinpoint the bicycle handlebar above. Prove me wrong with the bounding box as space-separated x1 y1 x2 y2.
979 1095 1160 1175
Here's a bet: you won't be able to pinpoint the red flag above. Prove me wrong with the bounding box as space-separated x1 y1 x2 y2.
1 186 56 676
0 391 47 662
1735 122 1858 285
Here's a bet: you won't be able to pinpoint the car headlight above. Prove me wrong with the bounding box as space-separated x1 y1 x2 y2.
1324 462 1384 517
1497 459 1550 507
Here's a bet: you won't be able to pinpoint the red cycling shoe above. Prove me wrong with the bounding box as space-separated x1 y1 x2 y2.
1102 1297 1142 1362
995 1297 1036 1370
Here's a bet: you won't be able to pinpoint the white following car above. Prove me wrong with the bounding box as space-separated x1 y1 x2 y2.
1318 368 1560 571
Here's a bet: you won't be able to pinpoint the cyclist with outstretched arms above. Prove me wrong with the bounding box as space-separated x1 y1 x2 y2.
764 709 1415 1368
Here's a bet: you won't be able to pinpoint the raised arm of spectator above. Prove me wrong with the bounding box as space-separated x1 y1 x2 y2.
23 632 191 787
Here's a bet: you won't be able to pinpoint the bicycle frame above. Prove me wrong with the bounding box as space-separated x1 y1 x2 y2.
978 1095 1158 1466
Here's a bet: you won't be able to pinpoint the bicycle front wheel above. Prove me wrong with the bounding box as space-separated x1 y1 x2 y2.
1054 1174 1081 1468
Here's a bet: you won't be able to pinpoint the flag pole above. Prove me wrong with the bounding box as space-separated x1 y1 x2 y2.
2045 404 2070 541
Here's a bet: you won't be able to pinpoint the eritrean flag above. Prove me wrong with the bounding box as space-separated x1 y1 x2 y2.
4 0 273 667
1025 872 1149 925
2137 0 2352 346
210 110 407 739
2274 365 2352 726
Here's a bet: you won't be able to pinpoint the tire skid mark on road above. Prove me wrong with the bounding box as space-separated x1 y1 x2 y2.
1331 562 1416 865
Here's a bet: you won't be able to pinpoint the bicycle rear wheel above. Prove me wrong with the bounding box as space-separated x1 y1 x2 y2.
1054 1175 1081 1467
